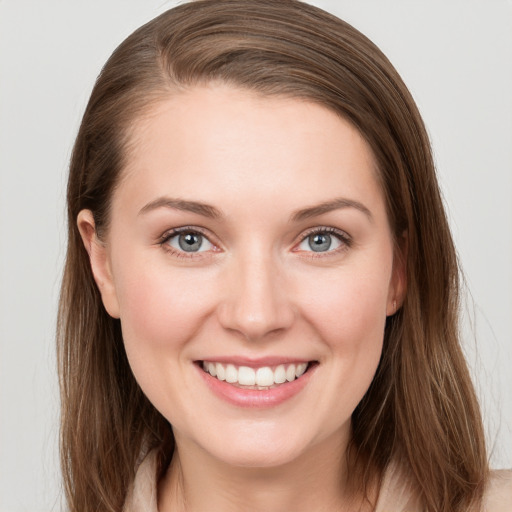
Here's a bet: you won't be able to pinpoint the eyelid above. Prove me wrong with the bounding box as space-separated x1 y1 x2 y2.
158 225 210 243
292 226 352 254
158 226 221 258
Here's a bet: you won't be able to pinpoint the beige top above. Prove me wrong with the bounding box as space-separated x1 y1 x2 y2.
123 451 512 512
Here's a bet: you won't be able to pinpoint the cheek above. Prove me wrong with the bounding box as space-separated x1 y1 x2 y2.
113 262 220 417
300 267 390 413
300 263 391 348
114 261 216 357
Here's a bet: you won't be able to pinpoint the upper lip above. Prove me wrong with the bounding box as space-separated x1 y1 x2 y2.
196 356 315 368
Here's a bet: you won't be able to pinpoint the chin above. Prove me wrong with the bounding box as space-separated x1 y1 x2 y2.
212 442 307 469
188 420 333 470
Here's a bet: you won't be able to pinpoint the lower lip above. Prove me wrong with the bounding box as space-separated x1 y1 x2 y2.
196 363 317 408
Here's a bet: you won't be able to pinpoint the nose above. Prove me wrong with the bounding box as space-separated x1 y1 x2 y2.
217 250 295 341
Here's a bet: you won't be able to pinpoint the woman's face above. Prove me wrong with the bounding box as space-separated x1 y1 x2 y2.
80 85 404 468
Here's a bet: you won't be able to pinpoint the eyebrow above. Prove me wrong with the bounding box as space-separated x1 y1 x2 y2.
291 198 373 222
138 197 222 219
138 196 372 222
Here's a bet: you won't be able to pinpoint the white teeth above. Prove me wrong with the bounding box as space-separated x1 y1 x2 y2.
207 362 217 377
238 366 256 385
225 364 238 383
295 363 307 378
256 367 274 387
285 365 296 382
274 365 286 384
202 361 310 387
216 363 226 381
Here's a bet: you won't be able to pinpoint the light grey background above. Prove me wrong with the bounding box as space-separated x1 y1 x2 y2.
0 1 510 510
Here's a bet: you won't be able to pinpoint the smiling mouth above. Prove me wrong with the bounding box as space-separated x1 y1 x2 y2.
199 361 316 390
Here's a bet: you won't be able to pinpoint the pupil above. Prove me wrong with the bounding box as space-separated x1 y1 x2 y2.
309 233 331 252
179 233 202 252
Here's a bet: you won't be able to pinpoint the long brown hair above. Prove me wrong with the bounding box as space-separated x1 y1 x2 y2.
58 1 488 510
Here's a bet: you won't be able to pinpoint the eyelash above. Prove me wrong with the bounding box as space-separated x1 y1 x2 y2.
158 226 217 260
158 226 352 259
293 226 352 257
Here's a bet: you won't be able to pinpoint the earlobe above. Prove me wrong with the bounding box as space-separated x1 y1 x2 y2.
77 210 120 319
387 231 408 316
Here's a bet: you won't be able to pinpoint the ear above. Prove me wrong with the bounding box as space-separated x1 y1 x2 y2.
77 210 120 319
386 231 408 316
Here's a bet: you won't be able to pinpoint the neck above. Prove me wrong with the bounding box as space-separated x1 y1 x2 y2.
158 429 375 512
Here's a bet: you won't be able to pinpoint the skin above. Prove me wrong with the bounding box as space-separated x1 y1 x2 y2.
78 84 406 511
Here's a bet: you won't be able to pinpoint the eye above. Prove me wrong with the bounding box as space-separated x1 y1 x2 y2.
165 230 214 253
295 228 350 253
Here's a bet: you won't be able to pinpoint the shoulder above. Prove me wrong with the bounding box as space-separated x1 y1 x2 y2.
483 469 512 512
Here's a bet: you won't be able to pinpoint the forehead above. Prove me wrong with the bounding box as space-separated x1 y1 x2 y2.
114 84 385 222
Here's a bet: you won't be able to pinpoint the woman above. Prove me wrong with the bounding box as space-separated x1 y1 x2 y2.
57 0 511 511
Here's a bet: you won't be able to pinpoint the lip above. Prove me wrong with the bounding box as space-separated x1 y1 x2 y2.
195 359 318 408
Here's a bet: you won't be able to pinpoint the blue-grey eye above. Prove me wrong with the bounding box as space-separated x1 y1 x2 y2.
167 232 213 253
309 233 331 252
298 232 343 253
